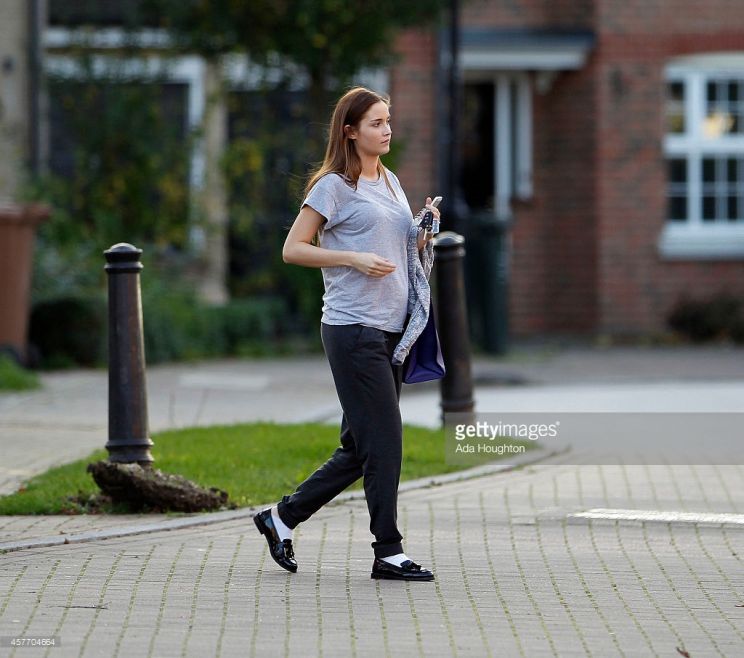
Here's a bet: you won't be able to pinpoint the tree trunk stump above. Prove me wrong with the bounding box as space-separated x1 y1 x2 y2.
87 460 232 512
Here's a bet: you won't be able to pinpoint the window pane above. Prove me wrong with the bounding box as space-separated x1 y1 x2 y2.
668 196 687 221
698 155 744 223
727 195 738 220
668 158 687 183
666 156 688 221
703 77 744 137
703 109 735 137
702 158 716 182
734 81 744 134
727 158 738 182
666 81 685 133
702 195 716 220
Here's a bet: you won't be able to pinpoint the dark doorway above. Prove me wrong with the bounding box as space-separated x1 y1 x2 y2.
460 82 494 212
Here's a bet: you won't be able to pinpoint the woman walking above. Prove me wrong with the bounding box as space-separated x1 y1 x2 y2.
253 86 439 582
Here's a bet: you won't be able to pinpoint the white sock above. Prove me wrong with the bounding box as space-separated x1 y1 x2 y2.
380 553 410 567
271 506 293 542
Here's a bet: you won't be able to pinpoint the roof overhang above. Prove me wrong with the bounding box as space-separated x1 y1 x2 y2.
457 28 595 72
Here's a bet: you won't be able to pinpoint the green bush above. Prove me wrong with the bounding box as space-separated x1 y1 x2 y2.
667 293 743 343
142 286 294 363
29 296 107 368
27 281 304 369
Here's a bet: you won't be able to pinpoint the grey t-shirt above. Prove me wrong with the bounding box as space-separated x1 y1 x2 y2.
300 170 415 332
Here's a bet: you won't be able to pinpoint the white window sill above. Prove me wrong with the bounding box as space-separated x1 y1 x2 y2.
657 224 744 260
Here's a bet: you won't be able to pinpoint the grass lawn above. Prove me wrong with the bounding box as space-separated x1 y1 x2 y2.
0 422 534 515
0 355 40 392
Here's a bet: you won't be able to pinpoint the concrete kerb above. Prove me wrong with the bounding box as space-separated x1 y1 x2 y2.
0 446 564 554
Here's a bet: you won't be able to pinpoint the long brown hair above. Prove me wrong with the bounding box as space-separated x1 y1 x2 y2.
305 86 398 244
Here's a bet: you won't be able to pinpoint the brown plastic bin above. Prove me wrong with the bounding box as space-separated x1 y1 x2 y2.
0 203 50 363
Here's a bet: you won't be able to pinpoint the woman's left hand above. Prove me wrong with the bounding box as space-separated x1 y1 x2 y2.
424 197 441 223
418 197 440 245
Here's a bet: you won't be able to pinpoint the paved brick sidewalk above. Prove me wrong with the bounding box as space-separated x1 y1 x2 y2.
2 345 744 656
1 455 743 657
0 513 177 545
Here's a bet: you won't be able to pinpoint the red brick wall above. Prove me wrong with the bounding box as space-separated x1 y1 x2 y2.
390 0 744 340
530 64 599 335
499 67 601 336
595 0 744 36
461 0 593 28
594 52 668 333
594 0 744 336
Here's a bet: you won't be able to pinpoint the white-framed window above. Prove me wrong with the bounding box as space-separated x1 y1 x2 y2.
660 53 744 259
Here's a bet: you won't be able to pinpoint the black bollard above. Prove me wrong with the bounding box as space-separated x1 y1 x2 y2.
433 232 475 425
104 243 154 466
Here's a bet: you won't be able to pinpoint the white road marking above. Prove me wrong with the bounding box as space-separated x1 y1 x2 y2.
571 508 744 525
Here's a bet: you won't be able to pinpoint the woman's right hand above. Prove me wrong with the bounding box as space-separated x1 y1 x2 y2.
351 252 396 277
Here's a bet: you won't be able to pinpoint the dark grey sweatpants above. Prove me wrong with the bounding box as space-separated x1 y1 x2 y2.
277 322 405 559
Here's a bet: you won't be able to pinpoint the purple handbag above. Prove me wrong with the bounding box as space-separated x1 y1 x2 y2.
402 300 446 384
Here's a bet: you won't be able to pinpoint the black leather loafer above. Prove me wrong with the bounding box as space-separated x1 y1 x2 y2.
253 508 297 573
371 558 434 581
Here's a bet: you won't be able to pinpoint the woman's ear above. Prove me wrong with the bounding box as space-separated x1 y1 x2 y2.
344 124 357 140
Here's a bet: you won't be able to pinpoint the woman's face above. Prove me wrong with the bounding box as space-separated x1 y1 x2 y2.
347 101 392 158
